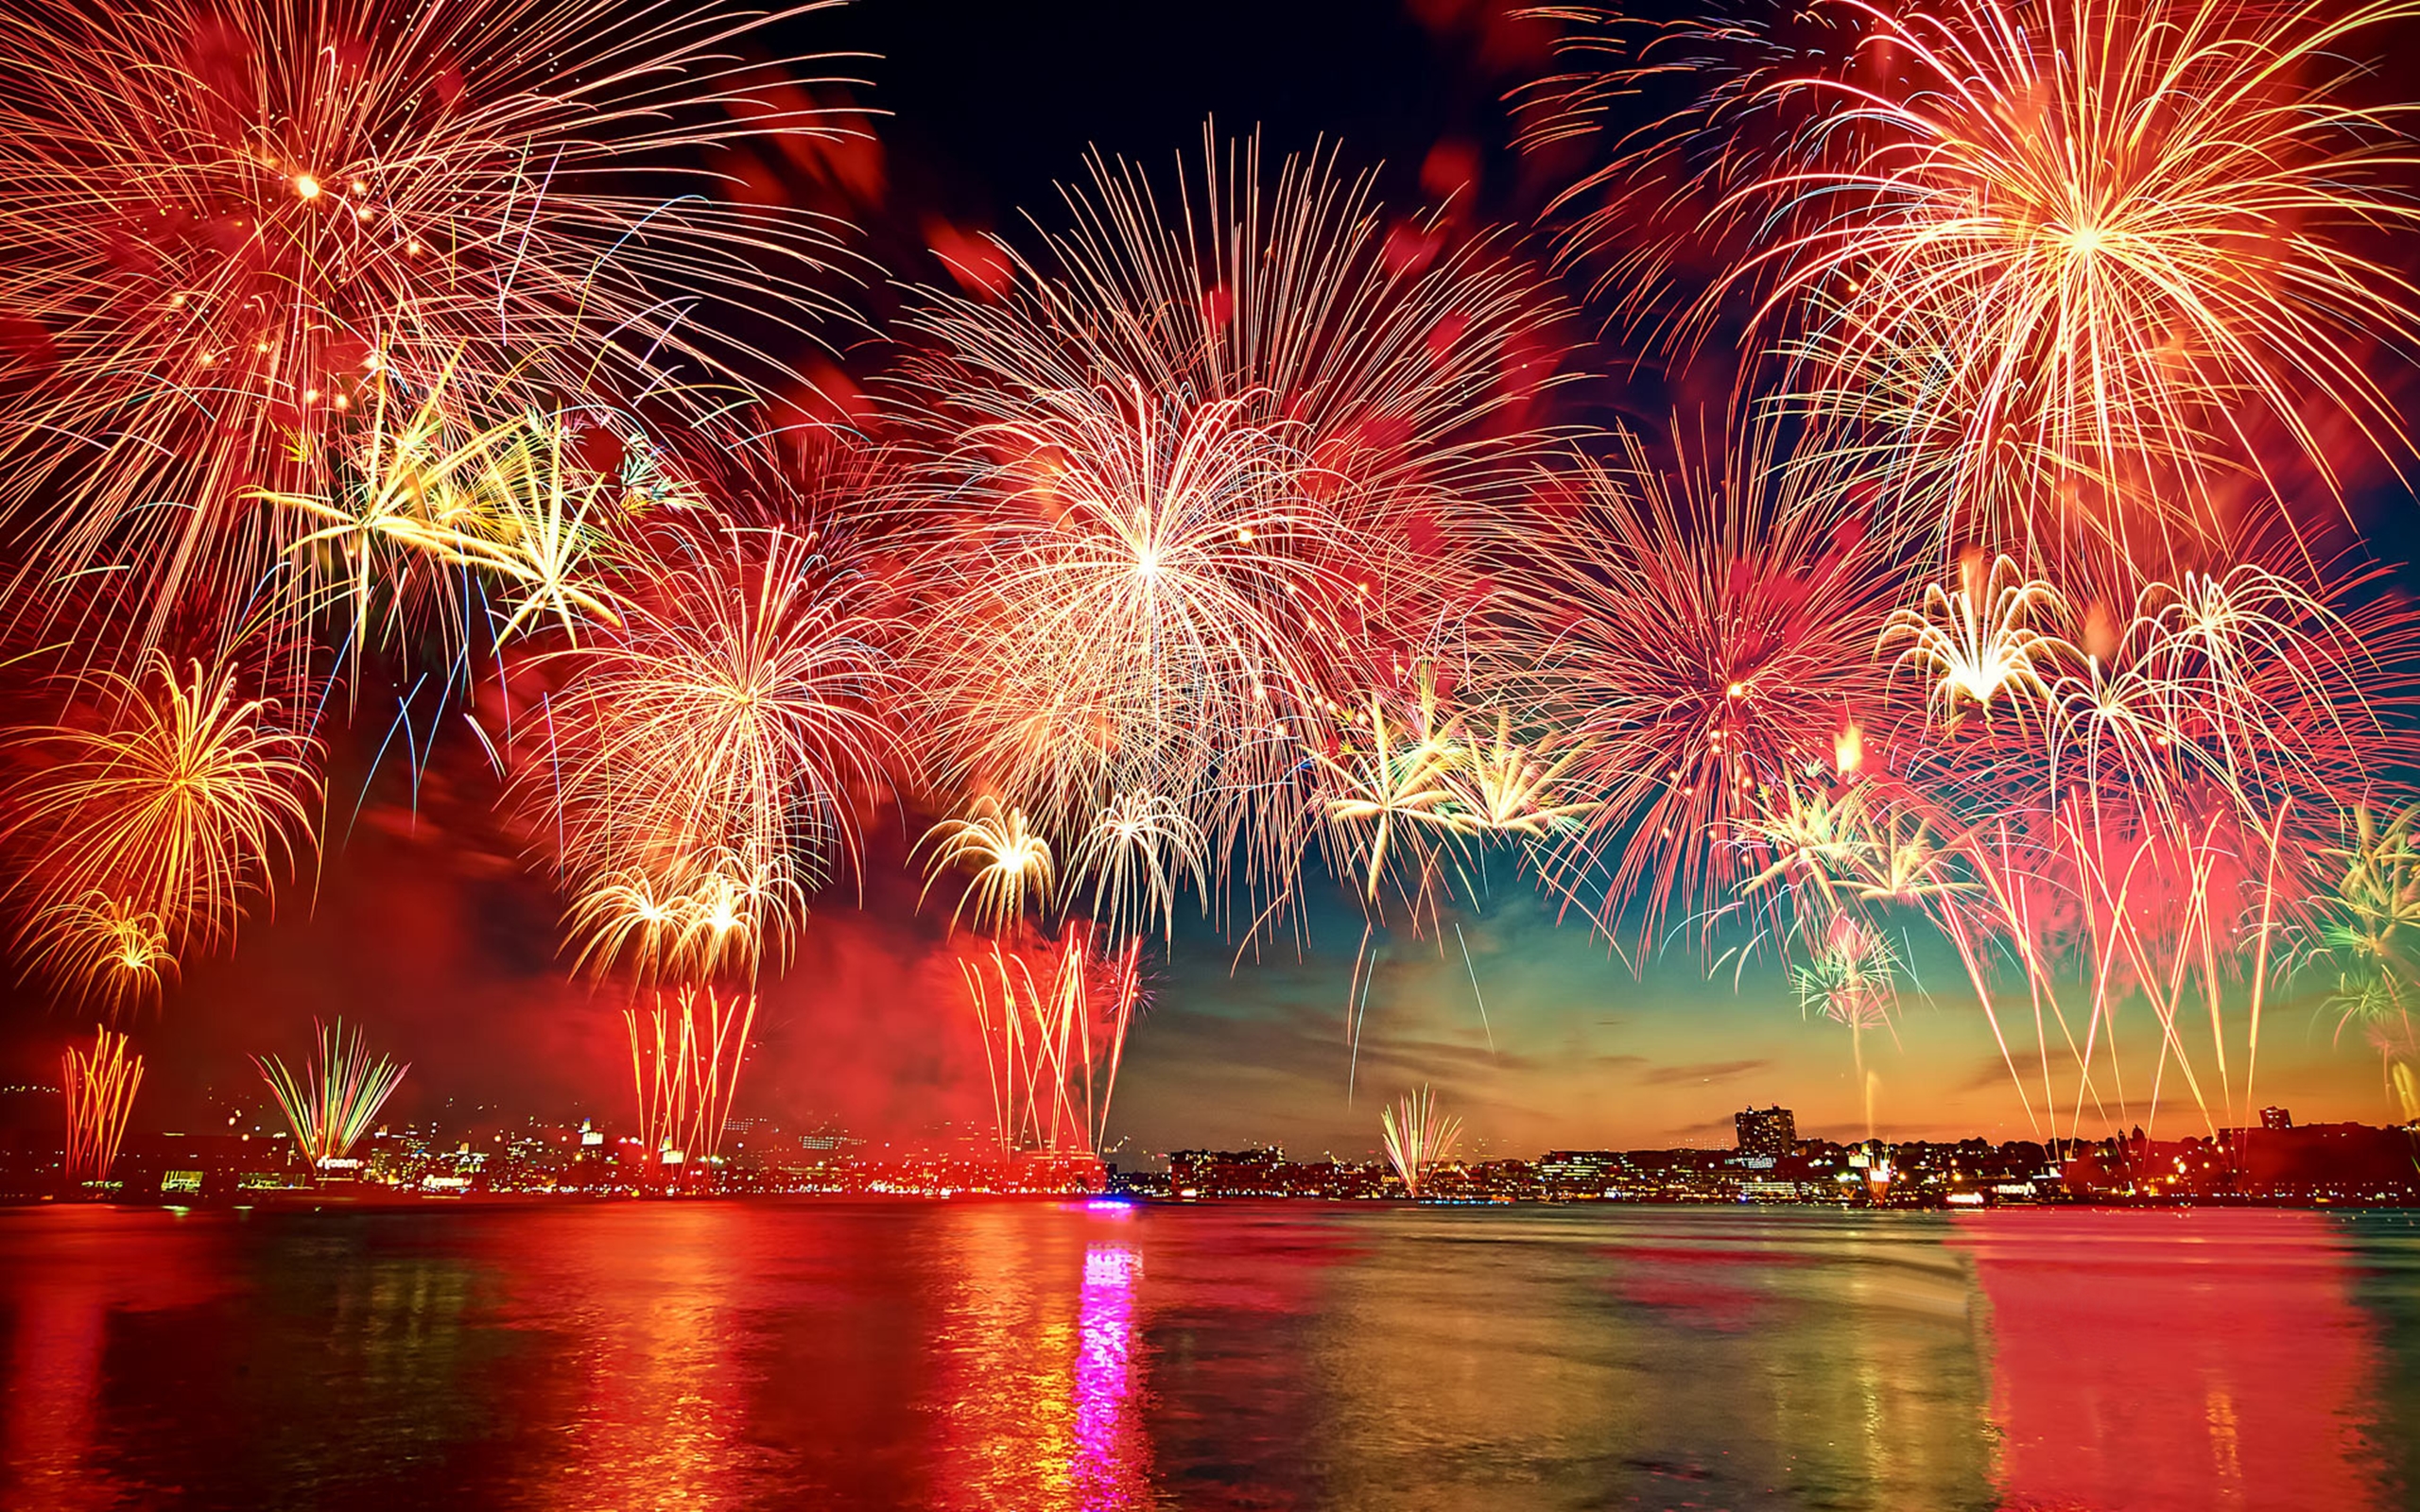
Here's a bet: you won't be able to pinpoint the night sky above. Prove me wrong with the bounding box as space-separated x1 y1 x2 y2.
0 0 2401 1159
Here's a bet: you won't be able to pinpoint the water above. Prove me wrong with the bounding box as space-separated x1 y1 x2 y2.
3 1202 2416 1511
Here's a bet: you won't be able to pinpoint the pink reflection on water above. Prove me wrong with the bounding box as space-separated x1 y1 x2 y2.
1075 1244 1144 1508
928 1209 1152 1511
1952 1210 2390 1512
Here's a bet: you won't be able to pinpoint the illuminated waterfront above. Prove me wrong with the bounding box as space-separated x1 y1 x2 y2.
2 1203 2412 1510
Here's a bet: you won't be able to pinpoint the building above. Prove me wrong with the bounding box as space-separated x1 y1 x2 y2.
2261 1107 2294 1131
1735 1106 1796 1162
1168 1147 1288 1197
1537 1150 1626 1197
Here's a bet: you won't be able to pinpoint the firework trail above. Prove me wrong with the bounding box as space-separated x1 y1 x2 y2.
253 1017 408 1172
60 1026 143 1188
896 130 1568 933
626 987 756 1178
0 0 864 659
1379 1084 1462 1198
958 926 1143 1160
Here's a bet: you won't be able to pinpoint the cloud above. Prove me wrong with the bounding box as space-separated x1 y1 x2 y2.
1639 1058 1771 1087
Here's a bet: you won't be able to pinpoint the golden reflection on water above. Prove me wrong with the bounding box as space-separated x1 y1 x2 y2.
1302 1211 1996 1508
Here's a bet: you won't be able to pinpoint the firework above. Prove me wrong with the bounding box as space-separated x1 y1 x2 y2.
566 852 786 988
60 1026 143 1188
256 376 664 669
958 927 1143 1160
1310 676 1481 916
1514 0 1863 334
1501 424 1911 945
253 1018 408 1172
1883 555 2070 721
4 651 320 962
626 987 756 1177
1379 1085 1462 1199
0 0 860 653
897 132 1567 924
1794 912 1899 1134
1064 793 1207 944
1535 0 2420 551
21 892 177 1016
920 798 1057 936
531 511 898 983
1454 710 1596 838
2318 806 2420 1009
1881 541 2412 1134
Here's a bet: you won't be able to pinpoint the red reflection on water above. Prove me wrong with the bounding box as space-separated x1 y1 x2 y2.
542 1206 753 1512
1952 1211 2387 1512
0 1210 233 1511
6 1277 106 1510
1604 1241 1803 1332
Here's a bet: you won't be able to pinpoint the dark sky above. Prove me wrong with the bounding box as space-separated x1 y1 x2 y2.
2 0 2404 1157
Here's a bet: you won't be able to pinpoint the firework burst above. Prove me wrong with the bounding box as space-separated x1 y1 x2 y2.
1532 0 2420 554
0 0 862 655
919 798 1057 936
1064 792 1208 944
1501 423 1911 946
531 508 899 984
22 892 177 1016
3 650 320 966
898 131 1568 925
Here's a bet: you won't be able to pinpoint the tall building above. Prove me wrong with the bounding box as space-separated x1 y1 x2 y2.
1736 1106 1796 1161
2261 1107 2294 1131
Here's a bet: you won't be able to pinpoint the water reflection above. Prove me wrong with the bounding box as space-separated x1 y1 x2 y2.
526 1206 762 1511
1951 1211 2392 1512
0 1202 2411 1510
925 1205 1151 1510
1076 1243 1146 1505
0 1208 233 1510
